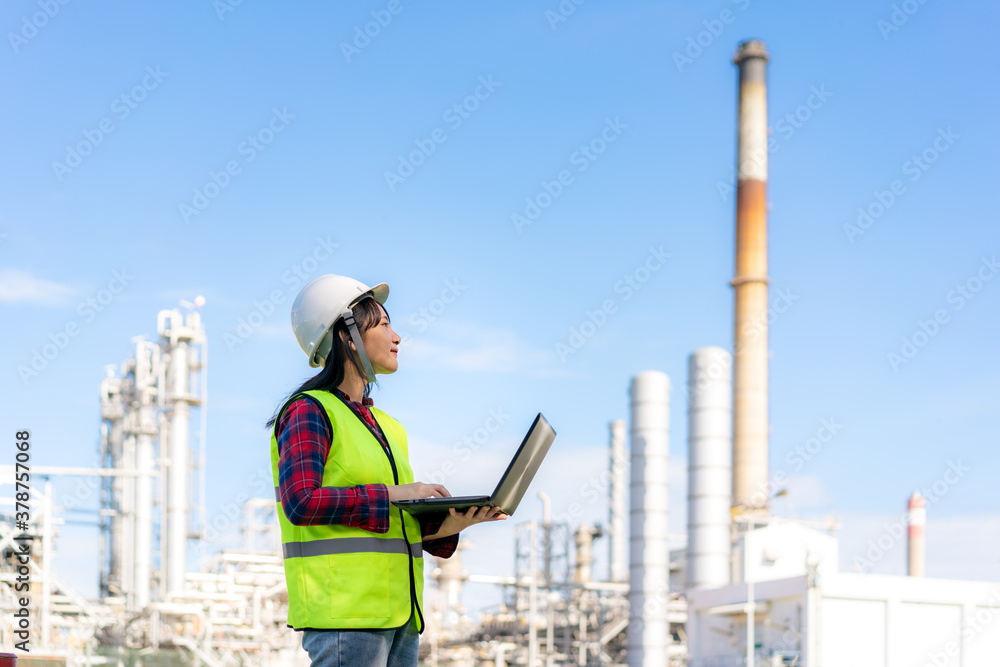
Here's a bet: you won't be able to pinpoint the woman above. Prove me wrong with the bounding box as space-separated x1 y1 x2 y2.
267 274 505 666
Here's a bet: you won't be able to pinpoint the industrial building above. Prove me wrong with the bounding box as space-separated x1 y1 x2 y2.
3 39 998 666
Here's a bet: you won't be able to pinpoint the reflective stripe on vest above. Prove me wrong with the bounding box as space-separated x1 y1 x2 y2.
282 537 423 559
272 491 423 557
270 389 425 631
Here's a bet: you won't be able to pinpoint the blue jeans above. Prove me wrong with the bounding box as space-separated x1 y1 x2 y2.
301 617 419 667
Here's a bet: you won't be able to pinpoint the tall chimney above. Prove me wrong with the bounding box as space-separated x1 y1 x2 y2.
609 419 628 583
627 371 671 667
731 40 771 518
907 491 926 577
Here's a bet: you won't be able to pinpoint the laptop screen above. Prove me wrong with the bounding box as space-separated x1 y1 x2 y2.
490 413 557 515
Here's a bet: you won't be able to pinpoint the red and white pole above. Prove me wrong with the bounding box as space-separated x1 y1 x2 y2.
907 490 926 577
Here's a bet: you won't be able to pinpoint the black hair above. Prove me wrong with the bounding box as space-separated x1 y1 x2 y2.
265 297 389 430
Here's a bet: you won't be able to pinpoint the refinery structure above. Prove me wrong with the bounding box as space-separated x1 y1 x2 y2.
3 40 1000 666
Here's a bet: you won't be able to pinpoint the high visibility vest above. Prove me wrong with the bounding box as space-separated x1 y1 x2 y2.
270 389 425 631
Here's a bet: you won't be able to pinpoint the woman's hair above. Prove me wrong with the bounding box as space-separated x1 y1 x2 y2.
265 297 389 430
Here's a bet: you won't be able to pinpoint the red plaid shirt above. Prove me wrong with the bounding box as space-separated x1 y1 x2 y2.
275 387 457 558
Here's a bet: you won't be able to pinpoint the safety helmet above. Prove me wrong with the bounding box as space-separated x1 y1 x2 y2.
291 274 390 375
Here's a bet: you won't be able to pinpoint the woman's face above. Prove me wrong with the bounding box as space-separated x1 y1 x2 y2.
359 304 400 375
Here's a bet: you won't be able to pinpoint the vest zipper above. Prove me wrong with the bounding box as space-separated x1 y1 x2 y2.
375 431 425 634
374 432 425 633
336 394 425 633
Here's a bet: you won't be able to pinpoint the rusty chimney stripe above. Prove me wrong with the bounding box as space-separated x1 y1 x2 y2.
731 40 770 517
735 182 768 276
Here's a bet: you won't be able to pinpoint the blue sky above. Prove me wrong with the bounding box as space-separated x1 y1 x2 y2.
2 0 998 611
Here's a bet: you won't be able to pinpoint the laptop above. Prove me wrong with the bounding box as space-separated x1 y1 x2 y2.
392 413 556 517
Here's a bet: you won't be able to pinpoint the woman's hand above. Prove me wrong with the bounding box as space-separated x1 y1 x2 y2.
423 505 507 540
387 482 450 502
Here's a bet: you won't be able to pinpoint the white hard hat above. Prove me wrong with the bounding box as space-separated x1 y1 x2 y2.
291 274 389 369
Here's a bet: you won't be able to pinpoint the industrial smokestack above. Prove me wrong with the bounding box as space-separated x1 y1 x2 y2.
99 374 124 598
731 39 771 518
609 419 628 583
433 542 467 628
573 523 600 585
627 371 671 667
907 490 926 577
159 309 203 598
167 336 189 597
133 340 158 608
686 347 732 590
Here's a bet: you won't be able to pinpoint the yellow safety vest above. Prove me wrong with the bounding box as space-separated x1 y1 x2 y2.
270 389 425 631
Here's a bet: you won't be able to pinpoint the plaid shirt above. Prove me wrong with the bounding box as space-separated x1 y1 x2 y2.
275 387 457 558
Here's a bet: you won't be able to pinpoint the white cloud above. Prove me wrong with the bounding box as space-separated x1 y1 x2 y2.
0 269 77 306
398 320 574 378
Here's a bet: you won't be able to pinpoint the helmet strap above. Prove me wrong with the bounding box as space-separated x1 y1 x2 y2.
342 307 376 384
